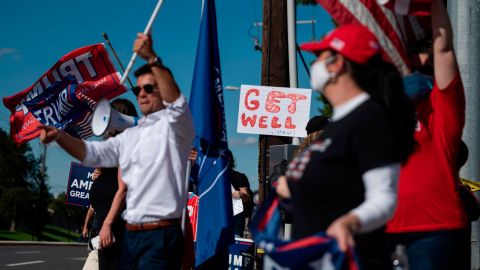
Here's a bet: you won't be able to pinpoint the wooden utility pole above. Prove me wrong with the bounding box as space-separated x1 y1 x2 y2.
258 0 292 203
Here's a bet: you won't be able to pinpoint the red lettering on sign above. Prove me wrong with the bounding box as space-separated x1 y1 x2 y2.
271 116 281 128
265 91 285 113
245 89 260 111
259 116 268 128
241 113 257 127
287 94 307 114
285 116 296 129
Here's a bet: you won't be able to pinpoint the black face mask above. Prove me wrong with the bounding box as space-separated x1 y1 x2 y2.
417 64 434 76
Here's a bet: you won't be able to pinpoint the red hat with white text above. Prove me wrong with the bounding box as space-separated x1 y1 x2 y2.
300 24 381 64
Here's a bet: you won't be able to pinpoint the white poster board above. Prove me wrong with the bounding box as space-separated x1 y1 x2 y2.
237 85 311 137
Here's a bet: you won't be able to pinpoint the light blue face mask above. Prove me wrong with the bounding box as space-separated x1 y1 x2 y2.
403 71 434 101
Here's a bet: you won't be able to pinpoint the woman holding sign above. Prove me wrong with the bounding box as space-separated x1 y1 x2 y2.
87 98 138 270
276 24 416 269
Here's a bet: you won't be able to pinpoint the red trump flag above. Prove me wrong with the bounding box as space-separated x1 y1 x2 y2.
3 44 127 144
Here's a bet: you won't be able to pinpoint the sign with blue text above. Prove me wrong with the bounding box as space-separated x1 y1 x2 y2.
66 162 95 207
228 237 255 270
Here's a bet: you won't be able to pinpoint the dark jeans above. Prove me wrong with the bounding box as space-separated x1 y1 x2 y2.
99 219 124 270
234 212 245 237
354 228 391 270
389 228 470 270
121 225 183 270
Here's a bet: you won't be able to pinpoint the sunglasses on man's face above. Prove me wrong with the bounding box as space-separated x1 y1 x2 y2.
132 83 156 96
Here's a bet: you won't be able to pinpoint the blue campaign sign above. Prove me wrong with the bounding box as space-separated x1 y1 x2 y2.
228 237 255 270
66 162 95 207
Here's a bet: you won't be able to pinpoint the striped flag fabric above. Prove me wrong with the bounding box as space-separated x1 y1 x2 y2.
250 193 360 270
21 76 95 139
379 0 432 16
2 43 126 144
315 0 432 75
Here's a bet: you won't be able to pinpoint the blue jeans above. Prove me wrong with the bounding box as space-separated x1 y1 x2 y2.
389 228 470 270
121 225 183 270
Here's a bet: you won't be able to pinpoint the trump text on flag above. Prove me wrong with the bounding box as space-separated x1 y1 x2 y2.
2 44 126 144
237 85 311 137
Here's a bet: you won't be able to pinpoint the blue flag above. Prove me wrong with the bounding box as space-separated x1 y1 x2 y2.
22 75 94 139
189 0 234 268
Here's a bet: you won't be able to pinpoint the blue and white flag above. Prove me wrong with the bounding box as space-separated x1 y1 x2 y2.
22 76 94 139
189 0 234 268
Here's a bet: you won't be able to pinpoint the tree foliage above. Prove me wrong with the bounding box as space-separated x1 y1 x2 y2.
49 192 87 233
0 128 51 233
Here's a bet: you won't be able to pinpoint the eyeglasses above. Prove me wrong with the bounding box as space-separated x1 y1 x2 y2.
132 83 156 96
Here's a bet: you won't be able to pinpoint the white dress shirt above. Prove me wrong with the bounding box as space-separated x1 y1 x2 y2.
82 95 195 223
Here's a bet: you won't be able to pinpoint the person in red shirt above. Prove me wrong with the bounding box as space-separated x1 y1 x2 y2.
386 0 469 269
277 24 417 269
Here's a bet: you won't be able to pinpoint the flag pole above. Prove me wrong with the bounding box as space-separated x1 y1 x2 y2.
120 0 165 85
102 33 135 89
181 160 192 233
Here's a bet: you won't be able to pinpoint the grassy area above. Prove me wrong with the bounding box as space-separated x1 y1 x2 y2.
0 225 81 242
0 230 36 241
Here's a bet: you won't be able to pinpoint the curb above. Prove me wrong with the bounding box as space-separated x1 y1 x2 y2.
0 241 87 246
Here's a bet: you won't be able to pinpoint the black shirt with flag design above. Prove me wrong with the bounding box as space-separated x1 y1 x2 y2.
287 98 400 267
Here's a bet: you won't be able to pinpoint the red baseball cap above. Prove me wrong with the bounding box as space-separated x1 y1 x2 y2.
300 24 380 64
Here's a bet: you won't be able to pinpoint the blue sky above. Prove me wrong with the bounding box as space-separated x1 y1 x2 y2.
0 1 333 195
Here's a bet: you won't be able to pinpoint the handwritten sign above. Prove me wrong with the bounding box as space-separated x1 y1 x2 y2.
237 85 311 137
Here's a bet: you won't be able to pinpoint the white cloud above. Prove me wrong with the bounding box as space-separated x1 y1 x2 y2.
229 136 258 146
0 48 21 60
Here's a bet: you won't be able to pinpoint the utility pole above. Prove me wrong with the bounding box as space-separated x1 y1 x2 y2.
37 143 47 241
258 0 291 203
448 0 480 268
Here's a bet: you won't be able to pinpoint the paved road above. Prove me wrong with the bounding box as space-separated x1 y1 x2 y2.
0 244 88 270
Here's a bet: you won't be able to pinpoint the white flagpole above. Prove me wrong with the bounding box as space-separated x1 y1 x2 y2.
181 160 192 234
120 0 165 85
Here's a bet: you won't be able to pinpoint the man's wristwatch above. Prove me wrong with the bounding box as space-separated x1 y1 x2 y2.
148 56 163 68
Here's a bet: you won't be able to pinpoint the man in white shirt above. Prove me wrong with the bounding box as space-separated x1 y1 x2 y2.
39 33 194 269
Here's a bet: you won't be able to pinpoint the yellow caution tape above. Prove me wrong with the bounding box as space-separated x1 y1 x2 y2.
460 178 480 192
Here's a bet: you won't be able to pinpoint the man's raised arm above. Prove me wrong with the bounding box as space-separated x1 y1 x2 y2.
133 33 180 103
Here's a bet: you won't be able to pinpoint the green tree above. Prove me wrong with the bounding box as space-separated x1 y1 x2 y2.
0 128 50 235
49 192 86 234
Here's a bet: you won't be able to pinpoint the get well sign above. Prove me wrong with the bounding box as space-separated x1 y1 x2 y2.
237 85 311 137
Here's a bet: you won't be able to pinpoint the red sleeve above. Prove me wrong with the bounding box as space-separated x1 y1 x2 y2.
431 72 465 161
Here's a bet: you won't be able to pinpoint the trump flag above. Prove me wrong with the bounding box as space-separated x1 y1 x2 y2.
2 44 127 144
189 0 234 268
